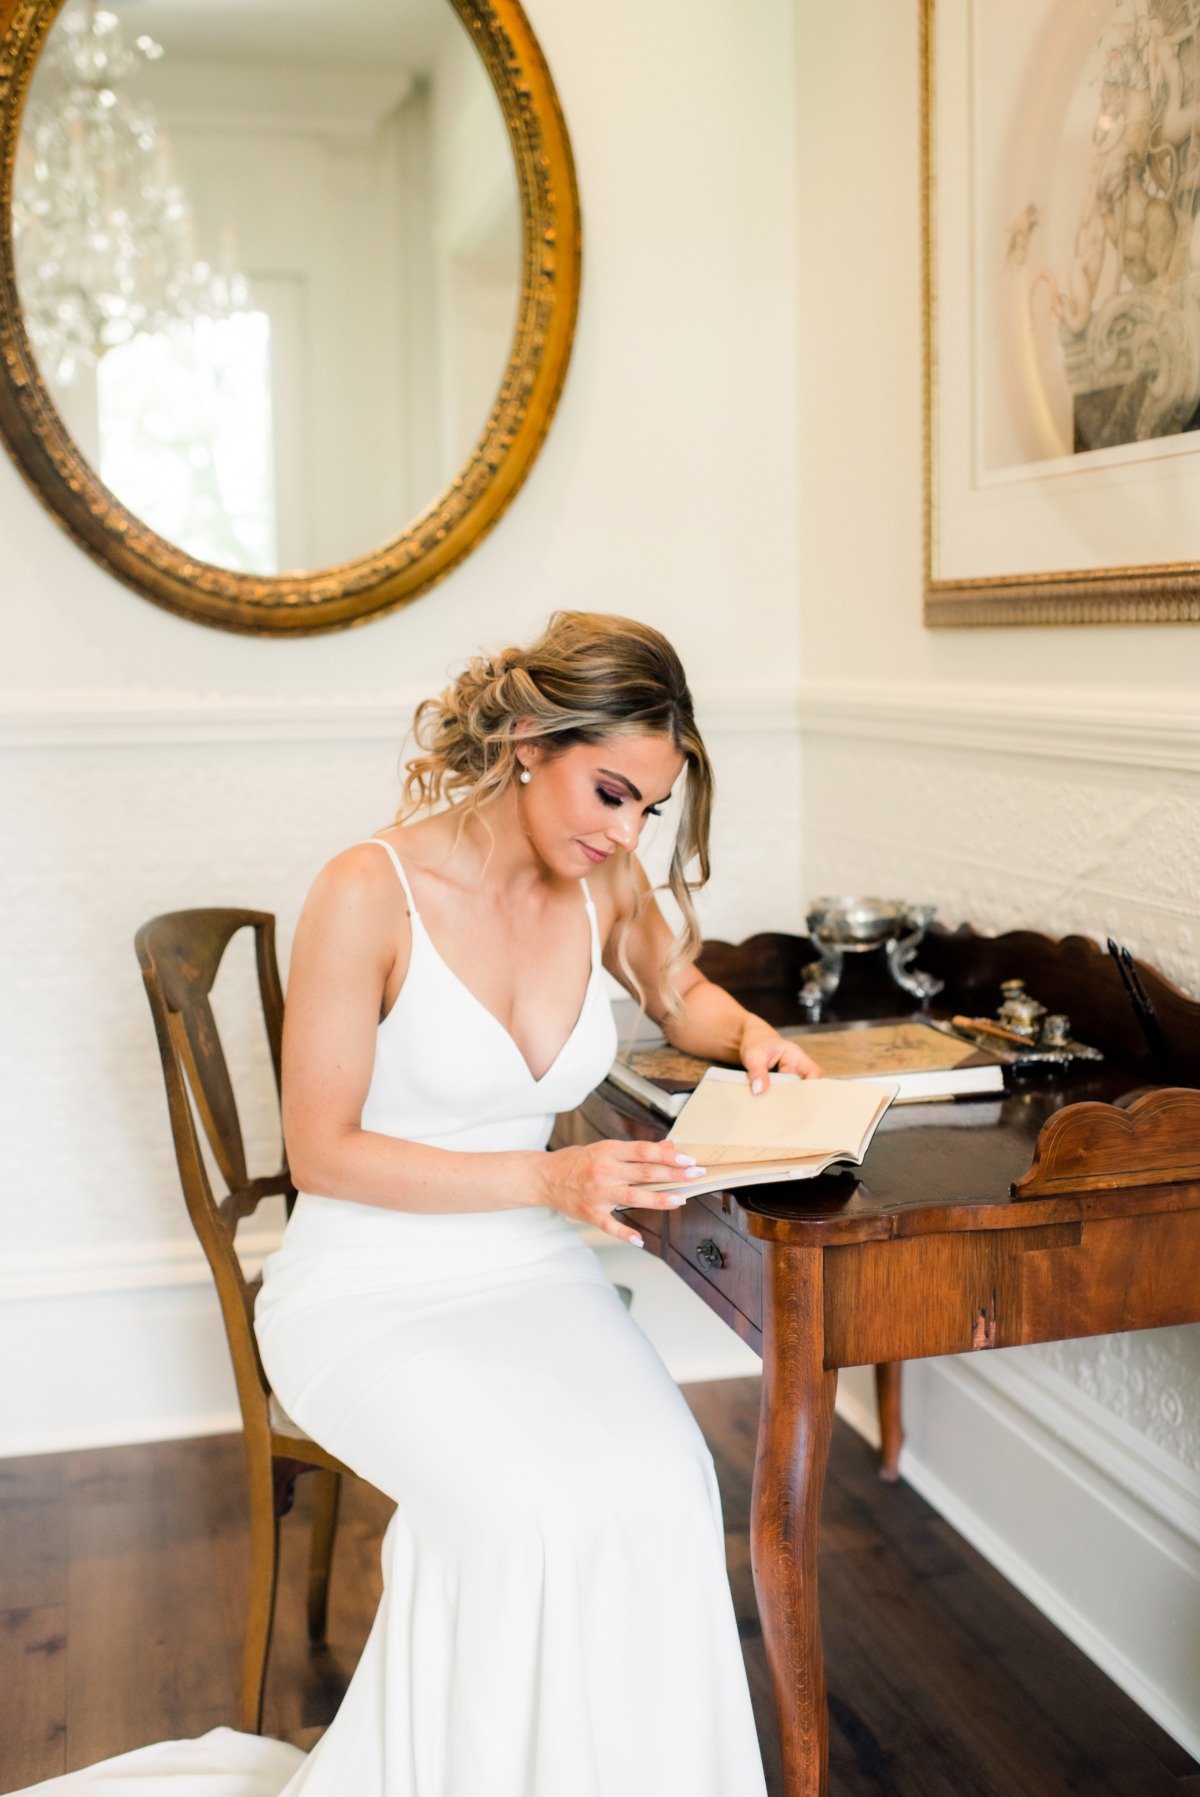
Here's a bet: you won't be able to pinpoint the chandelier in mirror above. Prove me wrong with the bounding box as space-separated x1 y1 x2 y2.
12 1 248 386
0 0 581 632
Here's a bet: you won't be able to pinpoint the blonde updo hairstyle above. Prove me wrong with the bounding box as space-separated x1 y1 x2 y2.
400 611 714 1011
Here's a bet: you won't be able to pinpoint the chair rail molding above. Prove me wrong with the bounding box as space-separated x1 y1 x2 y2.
5 678 1199 762
0 683 804 748
797 678 1200 774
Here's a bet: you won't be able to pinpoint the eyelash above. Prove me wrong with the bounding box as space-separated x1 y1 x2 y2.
598 788 663 818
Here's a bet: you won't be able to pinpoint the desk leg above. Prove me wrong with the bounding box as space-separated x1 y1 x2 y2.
751 1244 837 1797
874 1361 904 1482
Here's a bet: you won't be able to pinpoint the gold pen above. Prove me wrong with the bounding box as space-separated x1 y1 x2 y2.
951 1014 1032 1047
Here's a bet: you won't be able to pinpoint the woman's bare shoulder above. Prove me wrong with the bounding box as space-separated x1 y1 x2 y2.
299 840 408 943
311 838 398 892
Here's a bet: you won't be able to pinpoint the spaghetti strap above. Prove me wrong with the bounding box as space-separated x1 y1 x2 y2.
361 837 419 918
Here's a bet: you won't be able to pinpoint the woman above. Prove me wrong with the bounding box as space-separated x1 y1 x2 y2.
23 612 817 1797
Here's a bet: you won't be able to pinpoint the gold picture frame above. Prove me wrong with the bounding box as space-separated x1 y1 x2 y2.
923 0 1200 628
0 0 581 636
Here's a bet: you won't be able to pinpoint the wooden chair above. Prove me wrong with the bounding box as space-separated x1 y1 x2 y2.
134 908 353 1734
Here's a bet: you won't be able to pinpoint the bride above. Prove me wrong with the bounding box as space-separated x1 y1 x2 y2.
25 611 818 1796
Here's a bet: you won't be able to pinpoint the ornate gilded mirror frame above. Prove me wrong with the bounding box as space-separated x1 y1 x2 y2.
0 0 580 635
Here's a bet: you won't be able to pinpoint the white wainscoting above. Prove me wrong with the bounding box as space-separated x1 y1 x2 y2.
802 675 1200 1758
0 1228 763 1458
0 684 797 1458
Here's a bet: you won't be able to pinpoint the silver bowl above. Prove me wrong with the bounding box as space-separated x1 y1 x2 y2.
801 896 942 1012
806 896 935 951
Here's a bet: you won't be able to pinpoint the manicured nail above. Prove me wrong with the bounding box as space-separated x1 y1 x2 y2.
684 1166 708 1179
628 1233 644 1249
751 1078 764 1094
667 1193 688 1206
675 1153 698 1167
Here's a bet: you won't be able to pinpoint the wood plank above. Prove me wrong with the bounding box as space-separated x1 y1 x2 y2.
0 1607 67 1789
0 1455 68 1611
64 1438 240 1769
927 1552 1196 1791
824 1213 1200 1368
1018 1210 1200 1341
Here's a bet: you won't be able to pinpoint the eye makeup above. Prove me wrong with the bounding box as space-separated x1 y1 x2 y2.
597 786 664 818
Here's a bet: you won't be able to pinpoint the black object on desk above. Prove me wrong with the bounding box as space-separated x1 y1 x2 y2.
1107 938 1176 1083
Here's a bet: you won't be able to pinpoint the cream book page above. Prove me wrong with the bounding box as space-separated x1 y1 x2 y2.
640 1069 897 1195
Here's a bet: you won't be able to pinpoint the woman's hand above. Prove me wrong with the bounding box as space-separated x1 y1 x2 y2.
739 1015 822 1092
536 1138 703 1246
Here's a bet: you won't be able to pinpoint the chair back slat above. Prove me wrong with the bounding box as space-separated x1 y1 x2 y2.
135 908 293 1430
168 1005 248 1192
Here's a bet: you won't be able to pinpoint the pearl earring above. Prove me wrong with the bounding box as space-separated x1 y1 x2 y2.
518 767 531 785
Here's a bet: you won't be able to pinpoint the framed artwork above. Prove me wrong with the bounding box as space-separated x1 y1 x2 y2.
923 0 1200 626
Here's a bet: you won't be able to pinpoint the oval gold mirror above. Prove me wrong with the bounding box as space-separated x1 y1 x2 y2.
0 0 580 634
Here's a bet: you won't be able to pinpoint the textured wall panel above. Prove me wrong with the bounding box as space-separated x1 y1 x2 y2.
0 703 798 1448
802 708 1200 1476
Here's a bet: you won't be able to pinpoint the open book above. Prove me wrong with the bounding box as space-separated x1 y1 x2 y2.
609 1018 1005 1120
644 1068 897 1197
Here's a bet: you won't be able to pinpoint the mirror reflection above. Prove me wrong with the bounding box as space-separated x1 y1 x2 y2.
13 0 521 576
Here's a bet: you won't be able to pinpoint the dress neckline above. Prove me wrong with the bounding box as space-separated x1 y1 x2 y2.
368 837 601 1087
411 924 599 1087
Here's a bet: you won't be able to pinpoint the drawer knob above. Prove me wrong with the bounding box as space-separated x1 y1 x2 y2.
696 1236 726 1271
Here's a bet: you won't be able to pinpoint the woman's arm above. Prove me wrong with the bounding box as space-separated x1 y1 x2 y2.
281 847 690 1240
602 857 821 1089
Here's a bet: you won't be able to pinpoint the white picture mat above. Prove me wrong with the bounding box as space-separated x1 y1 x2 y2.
931 0 1200 584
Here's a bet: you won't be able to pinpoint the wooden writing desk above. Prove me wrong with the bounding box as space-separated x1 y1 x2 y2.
555 927 1200 1796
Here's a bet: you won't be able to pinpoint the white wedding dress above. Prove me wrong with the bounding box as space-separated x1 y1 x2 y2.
20 841 768 1797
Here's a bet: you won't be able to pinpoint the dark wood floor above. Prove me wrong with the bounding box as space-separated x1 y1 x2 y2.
2 1377 1197 1795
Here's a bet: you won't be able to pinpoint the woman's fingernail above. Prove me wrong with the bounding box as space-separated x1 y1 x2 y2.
667 1193 688 1206
675 1153 698 1167
628 1233 645 1248
751 1078 764 1094
684 1166 708 1179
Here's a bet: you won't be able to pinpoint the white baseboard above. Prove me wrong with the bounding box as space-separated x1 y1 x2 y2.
588 1234 762 1384
0 1230 286 1455
837 1351 1200 1761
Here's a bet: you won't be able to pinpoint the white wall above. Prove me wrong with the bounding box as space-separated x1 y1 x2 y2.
795 0 1200 1757
0 0 799 1453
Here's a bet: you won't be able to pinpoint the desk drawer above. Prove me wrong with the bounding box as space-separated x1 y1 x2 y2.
668 1202 762 1329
